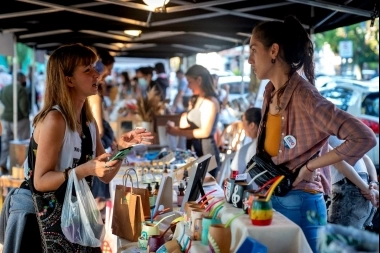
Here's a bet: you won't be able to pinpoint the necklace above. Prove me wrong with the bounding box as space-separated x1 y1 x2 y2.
270 80 289 111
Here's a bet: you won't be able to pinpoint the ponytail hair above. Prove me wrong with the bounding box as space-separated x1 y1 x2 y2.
253 15 315 85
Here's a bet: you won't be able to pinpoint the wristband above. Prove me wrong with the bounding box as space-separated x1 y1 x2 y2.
305 162 313 172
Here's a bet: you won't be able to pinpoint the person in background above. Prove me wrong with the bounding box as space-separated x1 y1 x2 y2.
212 74 229 110
0 66 12 89
135 67 154 97
27 65 40 113
154 62 169 101
328 135 378 230
0 72 30 174
0 44 154 252
230 107 262 175
88 48 117 215
117 71 133 99
171 69 193 113
167 64 220 178
212 74 232 129
248 15 377 252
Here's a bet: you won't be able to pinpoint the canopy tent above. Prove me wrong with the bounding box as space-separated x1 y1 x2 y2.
0 0 378 141
0 0 378 58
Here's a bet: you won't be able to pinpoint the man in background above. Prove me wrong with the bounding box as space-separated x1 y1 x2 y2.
171 69 192 113
0 72 30 174
153 62 169 101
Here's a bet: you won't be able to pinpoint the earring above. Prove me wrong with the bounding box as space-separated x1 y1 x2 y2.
271 58 276 64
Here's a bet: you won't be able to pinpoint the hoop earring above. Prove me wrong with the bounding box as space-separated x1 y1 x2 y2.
271 58 276 64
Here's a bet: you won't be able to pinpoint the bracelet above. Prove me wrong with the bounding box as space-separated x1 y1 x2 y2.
64 167 72 181
305 162 313 172
369 181 379 186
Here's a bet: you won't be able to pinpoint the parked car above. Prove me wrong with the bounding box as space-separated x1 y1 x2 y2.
318 79 379 168
218 75 251 102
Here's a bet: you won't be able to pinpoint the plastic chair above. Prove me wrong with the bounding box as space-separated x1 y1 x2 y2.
236 237 268 253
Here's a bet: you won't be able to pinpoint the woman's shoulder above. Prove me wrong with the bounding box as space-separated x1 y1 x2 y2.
42 110 66 127
204 96 219 106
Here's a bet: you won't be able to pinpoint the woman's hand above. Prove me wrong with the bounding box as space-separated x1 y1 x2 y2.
166 124 179 136
80 153 120 178
361 185 379 208
118 128 154 148
292 166 321 187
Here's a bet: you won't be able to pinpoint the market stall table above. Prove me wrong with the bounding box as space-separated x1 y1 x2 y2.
113 179 312 253
190 203 312 253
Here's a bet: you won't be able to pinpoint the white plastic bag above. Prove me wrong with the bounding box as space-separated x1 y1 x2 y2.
61 169 105 247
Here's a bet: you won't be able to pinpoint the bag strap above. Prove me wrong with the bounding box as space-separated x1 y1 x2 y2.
257 99 270 153
122 173 134 194
125 168 139 188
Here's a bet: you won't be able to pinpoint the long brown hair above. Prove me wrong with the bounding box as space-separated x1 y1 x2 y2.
33 43 97 131
252 16 315 85
185 64 217 98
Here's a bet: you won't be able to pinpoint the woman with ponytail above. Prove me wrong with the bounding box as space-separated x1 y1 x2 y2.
248 16 377 252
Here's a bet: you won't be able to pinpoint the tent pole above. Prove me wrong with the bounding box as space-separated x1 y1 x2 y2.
12 36 18 141
31 47 36 116
240 37 249 96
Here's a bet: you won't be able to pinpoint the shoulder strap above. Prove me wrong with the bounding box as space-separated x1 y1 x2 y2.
257 101 270 153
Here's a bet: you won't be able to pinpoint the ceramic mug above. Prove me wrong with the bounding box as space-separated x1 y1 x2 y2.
147 235 165 252
141 222 160 240
156 240 182 253
186 204 204 224
208 224 231 253
201 216 222 245
138 236 148 250
242 190 257 214
250 198 273 226
193 218 203 241
225 178 235 204
190 208 207 234
184 201 198 214
231 182 248 208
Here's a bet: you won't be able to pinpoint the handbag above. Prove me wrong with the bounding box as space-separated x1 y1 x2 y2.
26 140 67 252
111 173 145 242
246 102 319 197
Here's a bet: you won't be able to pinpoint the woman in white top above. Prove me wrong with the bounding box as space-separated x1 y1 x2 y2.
230 107 262 175
12 44 153 252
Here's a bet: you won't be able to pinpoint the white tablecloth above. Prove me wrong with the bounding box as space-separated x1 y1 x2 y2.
190 203 312 253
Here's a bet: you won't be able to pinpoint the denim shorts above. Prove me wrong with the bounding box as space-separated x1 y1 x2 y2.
271 190 326 253
328 176 376 229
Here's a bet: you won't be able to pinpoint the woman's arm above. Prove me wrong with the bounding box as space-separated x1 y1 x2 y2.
33 111 118 191
88 94 104 137
167 98 218 139
33 111 68 191
363 154 379 190
179 112 190 129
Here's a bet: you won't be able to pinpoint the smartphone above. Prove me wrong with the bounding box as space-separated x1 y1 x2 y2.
109 146 133 161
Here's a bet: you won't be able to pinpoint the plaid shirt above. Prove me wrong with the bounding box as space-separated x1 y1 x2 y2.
258 72 377 194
